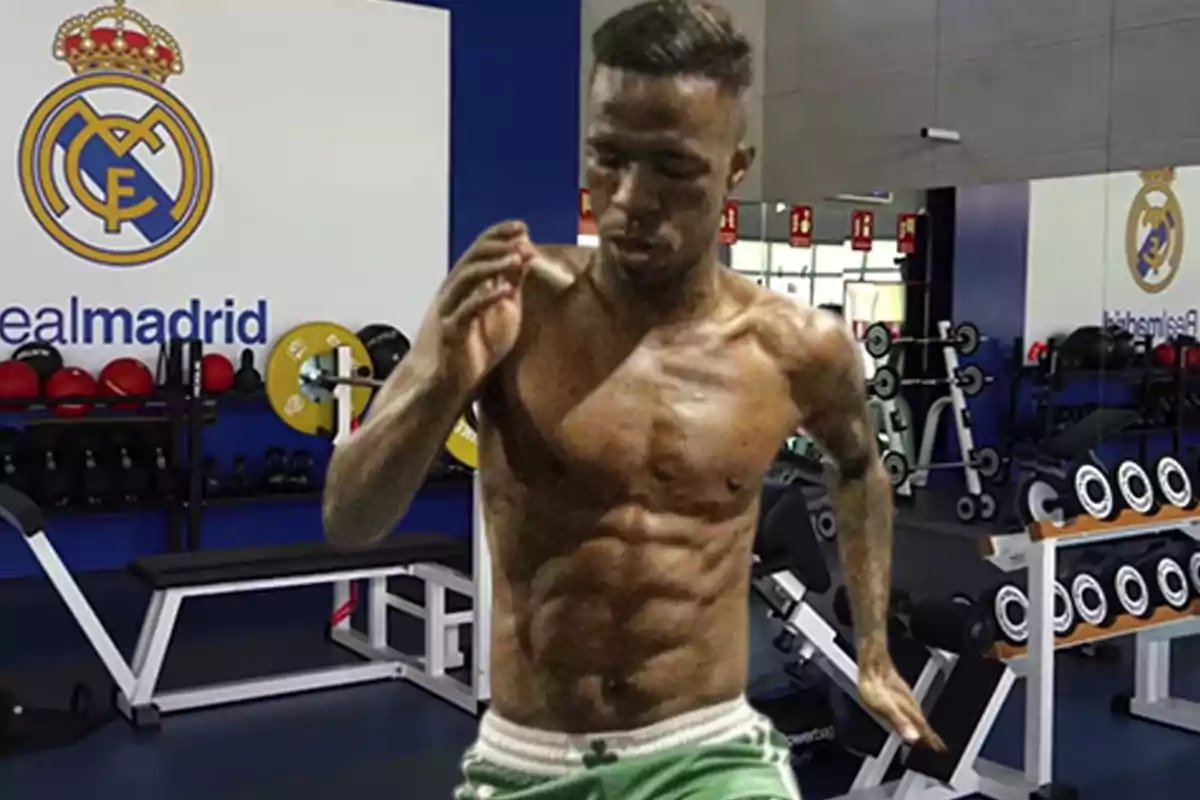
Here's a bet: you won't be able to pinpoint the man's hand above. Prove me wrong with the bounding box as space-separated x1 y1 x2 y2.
859 658 945 751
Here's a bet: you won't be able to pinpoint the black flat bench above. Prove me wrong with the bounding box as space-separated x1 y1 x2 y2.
128 534 470 590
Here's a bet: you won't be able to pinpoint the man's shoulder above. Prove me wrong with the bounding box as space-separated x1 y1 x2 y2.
747 289 858 375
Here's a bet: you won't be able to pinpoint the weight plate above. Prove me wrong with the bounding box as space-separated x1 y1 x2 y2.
993 584 1029 645
813 509 837 541
1115 460 1155 515
978 491 997 521
870 366 900 400
1052 580 1075 636
1074 464 1115 521
1114 564 1150 618
445 406 479 469
957 364 986 397
881 450 910 487
974 446 1002 480
1156 557 1191 611
265 322 373 436
954 322 981 356
1071 573 1108 627
864 323 893 359
1155 455 1194 509
356 323 412 383
1190 551 1200 596
955 494 978 523
1019 478 1065 527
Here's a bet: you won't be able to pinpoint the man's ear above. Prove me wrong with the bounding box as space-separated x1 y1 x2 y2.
727 144 757 193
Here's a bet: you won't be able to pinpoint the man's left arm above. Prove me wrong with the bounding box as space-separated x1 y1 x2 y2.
788 310 943 750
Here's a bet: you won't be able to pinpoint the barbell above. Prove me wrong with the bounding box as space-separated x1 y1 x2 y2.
868 363 991 400
263 321 479 469
863 321 983 359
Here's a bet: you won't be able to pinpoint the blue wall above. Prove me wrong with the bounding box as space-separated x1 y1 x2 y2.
0 0 581 579
952 184 1030 448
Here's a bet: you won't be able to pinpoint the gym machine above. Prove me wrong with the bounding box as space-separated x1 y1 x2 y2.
751 480 1029 800
863 320 1001 522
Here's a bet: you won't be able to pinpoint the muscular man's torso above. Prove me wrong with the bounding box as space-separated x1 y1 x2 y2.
479 248 809 732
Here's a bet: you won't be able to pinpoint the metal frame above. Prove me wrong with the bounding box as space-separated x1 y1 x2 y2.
910 321 982 497
989 518 1200 790
754 568 1025 799
23 528 483 721
18 344 492 725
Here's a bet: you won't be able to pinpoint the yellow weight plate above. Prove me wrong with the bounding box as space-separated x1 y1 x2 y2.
445 413 478 469
265 321 373 436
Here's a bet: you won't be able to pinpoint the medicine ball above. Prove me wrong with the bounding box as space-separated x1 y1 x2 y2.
45 367 98 418
356 324 411 383
0 360 40 408
12 342 63 391
99 357 155 410
1154 341 1177 368
200 353 235 393
1056 326 1111 371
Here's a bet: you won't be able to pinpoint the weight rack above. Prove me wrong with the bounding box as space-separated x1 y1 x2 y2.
980 506 1200 795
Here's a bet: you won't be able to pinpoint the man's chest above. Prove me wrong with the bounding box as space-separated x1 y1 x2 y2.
491 328 800 507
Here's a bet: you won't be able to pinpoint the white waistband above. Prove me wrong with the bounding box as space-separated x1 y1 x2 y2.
473 697 766 776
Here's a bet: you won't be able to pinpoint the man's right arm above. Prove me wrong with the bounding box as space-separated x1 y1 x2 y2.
322 318 472 550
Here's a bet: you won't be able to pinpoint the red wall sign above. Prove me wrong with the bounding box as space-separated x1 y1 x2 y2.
850 210 875 252
718 200 739 245
896 212 917 255
789 205 813 248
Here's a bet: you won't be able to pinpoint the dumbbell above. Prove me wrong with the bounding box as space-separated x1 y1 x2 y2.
862 321 983 359
1111 459 1159 516
832 585 913 641
1134 540 1193 613
1016 464 1118 526
908 594 996 656
151 446 176 500
35 447 72 509
79 447 108 508
115 443 150 506
262 447 289 493
954 491 998 523
288 450 315 492
981 578 1073 646
202 457 222 498
867 363 992 401
1153 454 1196 510
1073 543 1156 622
227 455 252 496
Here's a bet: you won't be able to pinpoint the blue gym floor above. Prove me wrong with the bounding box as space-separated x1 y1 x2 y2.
1 571 1197 799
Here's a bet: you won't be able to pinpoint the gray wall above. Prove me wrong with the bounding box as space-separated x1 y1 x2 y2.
581 0 768 200
761 0 1200 198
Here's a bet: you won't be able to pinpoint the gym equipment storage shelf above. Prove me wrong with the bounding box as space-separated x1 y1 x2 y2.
1025 505 1200 542
977 507 1200 793
992 599 1200 660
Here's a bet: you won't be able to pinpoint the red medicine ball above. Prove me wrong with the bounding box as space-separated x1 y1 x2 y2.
0 360 40 408
99 357 155 410
45 367 98 418
201 353 235 394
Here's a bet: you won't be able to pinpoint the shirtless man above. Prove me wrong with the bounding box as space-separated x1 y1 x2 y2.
323 2 940 797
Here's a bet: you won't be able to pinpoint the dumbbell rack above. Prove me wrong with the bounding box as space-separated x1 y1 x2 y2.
979 506 1200 795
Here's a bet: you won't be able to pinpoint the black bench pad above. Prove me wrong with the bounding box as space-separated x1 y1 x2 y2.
128 533 470 590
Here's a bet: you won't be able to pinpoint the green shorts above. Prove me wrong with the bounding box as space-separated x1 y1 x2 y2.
455 697 801 800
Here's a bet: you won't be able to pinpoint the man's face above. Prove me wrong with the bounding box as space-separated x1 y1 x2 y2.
585 66 754 286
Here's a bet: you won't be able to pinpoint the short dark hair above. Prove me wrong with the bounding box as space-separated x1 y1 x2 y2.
592 1 753 95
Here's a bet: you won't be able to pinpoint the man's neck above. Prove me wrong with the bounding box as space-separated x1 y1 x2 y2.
591 251 724 328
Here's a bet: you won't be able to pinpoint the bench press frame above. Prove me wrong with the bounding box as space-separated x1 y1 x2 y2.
6 350 492 727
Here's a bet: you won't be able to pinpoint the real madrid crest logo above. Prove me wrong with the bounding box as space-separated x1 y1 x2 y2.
17 0 213 268
1125 167 1184 295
